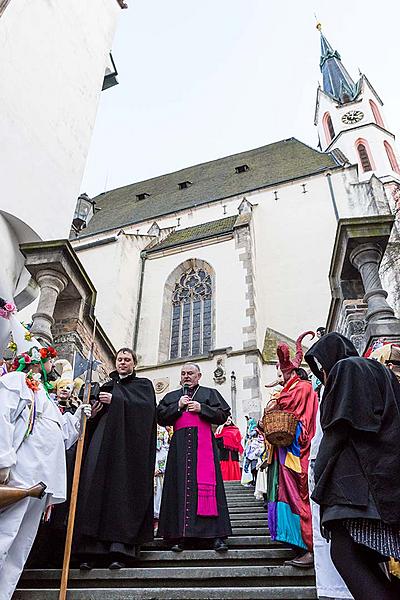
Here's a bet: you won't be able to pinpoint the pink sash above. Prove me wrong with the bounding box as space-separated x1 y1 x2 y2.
175 411 218 517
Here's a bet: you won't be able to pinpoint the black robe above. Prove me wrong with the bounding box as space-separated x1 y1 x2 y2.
157 385 232 540
305 332 400 525
74 372 156 557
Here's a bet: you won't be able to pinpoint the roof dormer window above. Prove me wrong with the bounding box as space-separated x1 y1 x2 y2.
178 181 192 190
136 192 150 201
235 164 249 174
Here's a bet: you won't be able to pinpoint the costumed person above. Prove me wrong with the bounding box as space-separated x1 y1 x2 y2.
0 340 91 600
368 343 400 583
305 333 400 600
369 343 400 383
240 416 257 486
261 331 318 568
154 425 170 534
54 359 84 413
28 359 85 568
73 348 156 570
157 363 232 553
307 352 353 599
241 425 265 487
215 416 244 481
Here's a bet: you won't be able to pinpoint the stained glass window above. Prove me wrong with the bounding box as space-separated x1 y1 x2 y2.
170 268 213 358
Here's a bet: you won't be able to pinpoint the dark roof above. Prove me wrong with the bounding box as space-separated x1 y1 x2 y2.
147 216 237 253
75 138 338 239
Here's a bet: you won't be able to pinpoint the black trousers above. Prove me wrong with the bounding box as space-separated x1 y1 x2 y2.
329 521 400 600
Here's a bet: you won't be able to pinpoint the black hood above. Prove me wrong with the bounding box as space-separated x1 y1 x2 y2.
305 332 359 380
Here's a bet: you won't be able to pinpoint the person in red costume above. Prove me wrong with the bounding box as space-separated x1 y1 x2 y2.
215 417 244 481
260 331 318 568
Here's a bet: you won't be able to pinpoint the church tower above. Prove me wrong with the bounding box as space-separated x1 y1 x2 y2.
314 24 400 185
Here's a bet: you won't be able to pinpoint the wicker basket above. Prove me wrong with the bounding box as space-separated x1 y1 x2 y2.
262 410 299 447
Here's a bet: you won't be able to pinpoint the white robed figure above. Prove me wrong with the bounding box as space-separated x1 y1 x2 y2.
0 342 91 600
154 426 170 524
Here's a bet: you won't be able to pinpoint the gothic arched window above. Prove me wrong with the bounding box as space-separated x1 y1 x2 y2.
323 112 335 144
384 141 400 175
369 100 384 128
170 267 212 359
356 139 373 172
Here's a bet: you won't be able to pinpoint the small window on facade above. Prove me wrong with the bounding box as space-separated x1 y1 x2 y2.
178 181 192 190
384 141 400 175
170 267 212 359
136 193 150 201
235 164 249 174
356 142 372 172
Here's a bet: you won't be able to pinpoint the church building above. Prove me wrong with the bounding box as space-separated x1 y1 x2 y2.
70 26 400 428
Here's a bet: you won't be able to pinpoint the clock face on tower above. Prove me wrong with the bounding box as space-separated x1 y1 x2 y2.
342 110 364 125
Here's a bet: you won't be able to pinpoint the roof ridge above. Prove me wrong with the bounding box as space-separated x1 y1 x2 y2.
96 138 299 199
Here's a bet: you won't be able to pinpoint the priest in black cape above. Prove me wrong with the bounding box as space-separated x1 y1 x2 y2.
305 332 400 600
73 348 156 570
157 362 232 552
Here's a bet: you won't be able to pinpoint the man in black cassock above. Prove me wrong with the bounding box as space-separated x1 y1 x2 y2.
157 362 232 552
73 348 156 570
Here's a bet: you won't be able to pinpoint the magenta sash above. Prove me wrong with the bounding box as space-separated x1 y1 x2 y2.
174 411 218 517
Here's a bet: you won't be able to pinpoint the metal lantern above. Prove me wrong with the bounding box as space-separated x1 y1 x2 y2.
72 193 96 232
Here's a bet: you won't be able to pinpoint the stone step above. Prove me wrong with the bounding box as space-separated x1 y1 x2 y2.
23 548 294 571
226 494 262 500
18 565 315 588
232 527 266 535
229 506 265 514
229 519 267 527
13 586 318 599
226 490 259 494
229 513 266 521
146 535 277 549
227 501 264 508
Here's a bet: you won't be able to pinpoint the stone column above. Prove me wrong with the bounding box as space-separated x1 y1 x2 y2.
31 270 68 344
350 243 396 324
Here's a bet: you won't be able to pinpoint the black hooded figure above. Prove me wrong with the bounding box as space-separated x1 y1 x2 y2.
305 332 400 600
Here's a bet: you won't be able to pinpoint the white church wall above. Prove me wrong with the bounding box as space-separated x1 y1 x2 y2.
75 233 148 350
122 196 242 238
252 173 339 343
0 0 119 241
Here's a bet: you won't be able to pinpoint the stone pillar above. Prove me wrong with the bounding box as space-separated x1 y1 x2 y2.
31 270 68 344
350 243 400 348
350 243 396 323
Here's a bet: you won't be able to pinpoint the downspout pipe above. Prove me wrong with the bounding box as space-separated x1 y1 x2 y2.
133 250 147 351
326 172 339 222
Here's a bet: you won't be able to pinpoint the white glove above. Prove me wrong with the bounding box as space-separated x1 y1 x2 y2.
74 403 92 420
0 467 10 485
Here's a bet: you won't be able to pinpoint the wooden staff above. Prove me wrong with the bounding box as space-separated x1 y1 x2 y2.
59 319 97 600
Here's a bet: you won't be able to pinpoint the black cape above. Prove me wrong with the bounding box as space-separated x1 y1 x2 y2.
74 372 156 549
157 385 232 540
305 332 400 525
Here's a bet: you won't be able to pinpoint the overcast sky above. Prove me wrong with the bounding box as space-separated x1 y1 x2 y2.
81 0 400 197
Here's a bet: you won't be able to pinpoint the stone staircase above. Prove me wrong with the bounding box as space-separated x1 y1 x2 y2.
14 481 316 599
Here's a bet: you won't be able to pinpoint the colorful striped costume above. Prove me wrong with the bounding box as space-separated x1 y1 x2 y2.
266 376 318 551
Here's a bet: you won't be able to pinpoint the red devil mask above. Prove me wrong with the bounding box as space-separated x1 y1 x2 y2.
277 331 315 381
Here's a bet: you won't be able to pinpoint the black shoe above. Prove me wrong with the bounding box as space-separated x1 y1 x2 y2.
213 538 228 553
79 562 94 571
171 543 184 552
108 560 126 570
